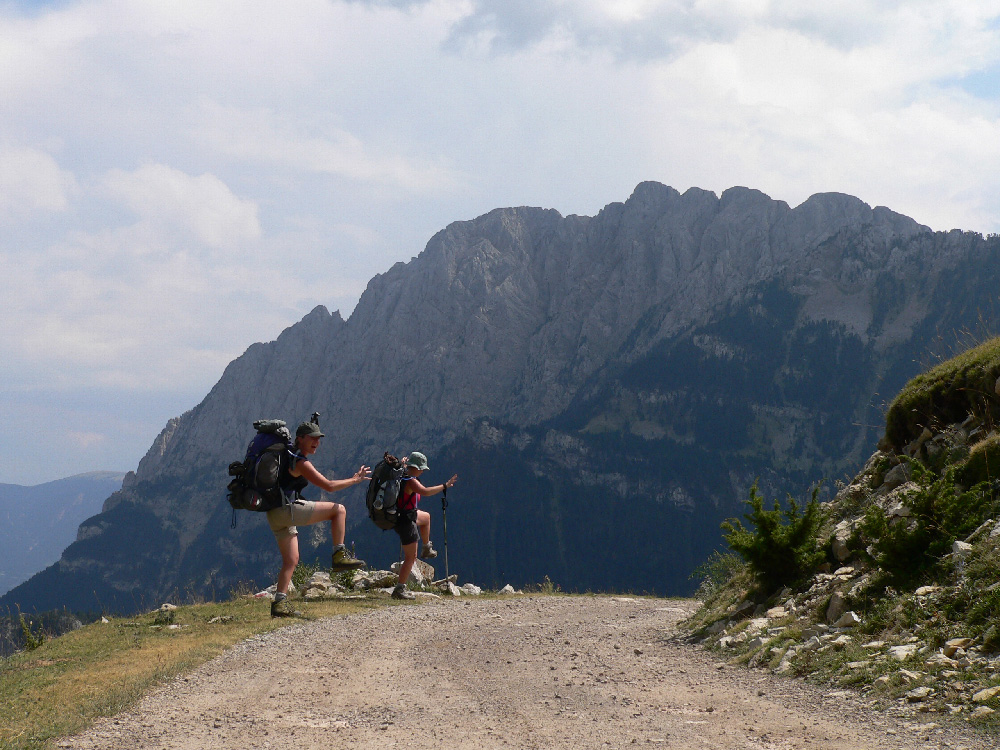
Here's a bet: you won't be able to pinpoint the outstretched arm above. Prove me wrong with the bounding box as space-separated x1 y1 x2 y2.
407 474 458 497
294 460 371 493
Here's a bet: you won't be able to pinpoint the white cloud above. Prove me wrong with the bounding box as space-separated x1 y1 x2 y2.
2 0 1000 483
102 164 261 250
194 104 460 193
66 430 106 450
0 145 76 216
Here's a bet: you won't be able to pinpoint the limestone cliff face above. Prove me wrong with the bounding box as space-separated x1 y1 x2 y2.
6 182 1000 612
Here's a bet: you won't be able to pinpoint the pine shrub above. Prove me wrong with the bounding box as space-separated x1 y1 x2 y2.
721 482 825 595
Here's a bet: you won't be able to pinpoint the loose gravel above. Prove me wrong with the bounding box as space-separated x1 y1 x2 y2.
58 596 994 749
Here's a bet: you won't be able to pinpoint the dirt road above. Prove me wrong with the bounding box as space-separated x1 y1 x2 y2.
60 596 990 749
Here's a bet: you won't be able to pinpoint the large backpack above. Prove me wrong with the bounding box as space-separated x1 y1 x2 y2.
366 452 407 530
226 419 295 513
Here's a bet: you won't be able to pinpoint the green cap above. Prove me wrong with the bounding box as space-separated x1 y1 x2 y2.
407 451 429 471
296 422 324 438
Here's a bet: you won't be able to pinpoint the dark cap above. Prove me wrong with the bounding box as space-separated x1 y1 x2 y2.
296 422 324 438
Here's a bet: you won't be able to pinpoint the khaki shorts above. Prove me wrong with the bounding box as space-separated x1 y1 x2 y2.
266 499 317 540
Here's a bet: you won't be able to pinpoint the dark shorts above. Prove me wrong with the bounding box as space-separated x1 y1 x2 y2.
394 511 419 545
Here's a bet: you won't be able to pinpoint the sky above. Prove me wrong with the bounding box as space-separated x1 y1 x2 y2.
3 0 1000 485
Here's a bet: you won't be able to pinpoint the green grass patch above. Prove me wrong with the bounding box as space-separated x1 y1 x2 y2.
885 336 1000 450
0 595 388 750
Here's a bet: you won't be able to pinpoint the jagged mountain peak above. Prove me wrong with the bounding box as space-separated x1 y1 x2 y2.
7 182 1000 614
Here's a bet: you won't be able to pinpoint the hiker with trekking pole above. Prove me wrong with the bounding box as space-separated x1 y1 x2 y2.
390 451 457 600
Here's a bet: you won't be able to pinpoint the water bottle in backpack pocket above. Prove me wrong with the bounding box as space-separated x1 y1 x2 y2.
366 452 406 530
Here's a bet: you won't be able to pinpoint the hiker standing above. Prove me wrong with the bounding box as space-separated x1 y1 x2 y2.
391 451 457 600
268 421 370 617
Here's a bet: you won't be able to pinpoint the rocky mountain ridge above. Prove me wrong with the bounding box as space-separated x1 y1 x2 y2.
5 181 1000 614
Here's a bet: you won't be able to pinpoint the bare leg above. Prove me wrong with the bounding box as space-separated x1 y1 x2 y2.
276 533 300 595
305 501 347 546
416 509 431 546
397 541 418 586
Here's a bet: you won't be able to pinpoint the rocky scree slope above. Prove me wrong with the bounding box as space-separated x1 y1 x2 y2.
688 336 1000 729
6 181 1000 614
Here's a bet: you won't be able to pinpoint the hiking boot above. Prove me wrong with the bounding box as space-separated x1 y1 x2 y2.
391 584 415 600
270 599 305 618
331 547 365 571
419 542 438 560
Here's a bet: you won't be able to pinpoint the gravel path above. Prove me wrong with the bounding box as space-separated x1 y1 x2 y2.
59 596 992 749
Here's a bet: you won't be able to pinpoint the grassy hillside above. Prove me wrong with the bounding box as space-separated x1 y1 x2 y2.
688 336 1000 731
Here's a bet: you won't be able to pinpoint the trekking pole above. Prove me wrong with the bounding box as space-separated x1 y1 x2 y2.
441 486 449 579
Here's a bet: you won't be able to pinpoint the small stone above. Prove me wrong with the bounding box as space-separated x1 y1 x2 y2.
925 654 958 668
905 686 933 702
952 540 973 559
826 592 847 624
944 638 973 657
972 686 1000 703
833 611 861 628
889 644 919 661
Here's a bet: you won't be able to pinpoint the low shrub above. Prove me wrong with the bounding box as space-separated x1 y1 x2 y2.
859 463 998 589
689 551 746 601
721 482 825 595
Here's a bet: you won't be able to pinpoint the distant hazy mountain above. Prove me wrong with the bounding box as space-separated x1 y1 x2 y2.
6 182 1000 615
0 472 125 598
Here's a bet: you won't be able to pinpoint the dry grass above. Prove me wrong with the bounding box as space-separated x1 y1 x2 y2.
0 595 389 750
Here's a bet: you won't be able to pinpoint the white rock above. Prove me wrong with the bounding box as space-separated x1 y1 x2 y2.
461 583 483 595
308 571 332 585
391 558 435 585
952 540 974 559
888 644 918 661
440 581 462 596
833 611 861 628
499 584 517 594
